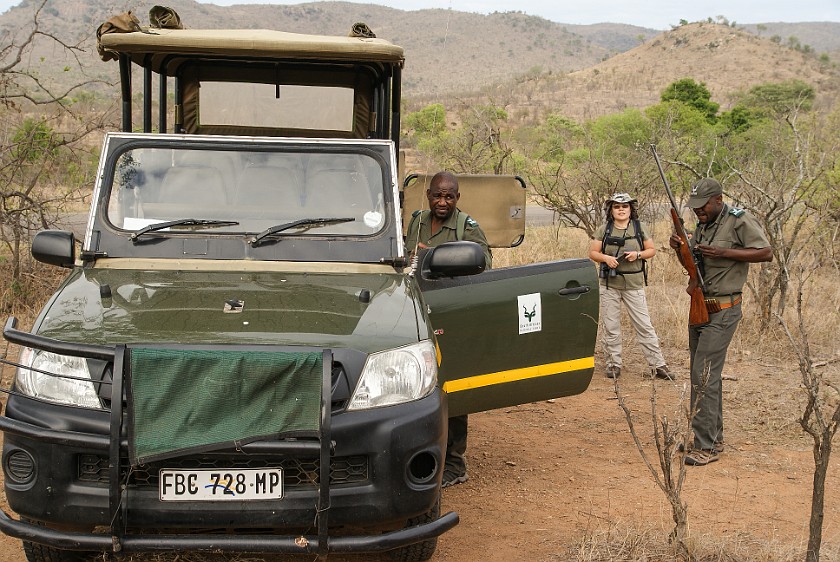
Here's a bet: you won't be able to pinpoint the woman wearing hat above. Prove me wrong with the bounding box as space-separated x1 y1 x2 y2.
589 193 673 380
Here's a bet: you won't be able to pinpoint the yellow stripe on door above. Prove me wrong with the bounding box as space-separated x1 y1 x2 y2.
441 356 594 393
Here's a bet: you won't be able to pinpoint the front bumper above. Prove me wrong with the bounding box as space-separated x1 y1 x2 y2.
0 320 456 556
0 509 459 555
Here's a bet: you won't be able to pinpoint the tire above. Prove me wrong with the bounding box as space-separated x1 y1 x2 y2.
387 494 440 562
20 519 96 562
22 541 93 562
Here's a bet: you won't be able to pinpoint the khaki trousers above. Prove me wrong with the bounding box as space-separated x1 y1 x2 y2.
688 303 741 450
599 285 666 370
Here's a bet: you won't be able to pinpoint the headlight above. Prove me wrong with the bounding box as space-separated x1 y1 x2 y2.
347 340 438 410
16 347 103 409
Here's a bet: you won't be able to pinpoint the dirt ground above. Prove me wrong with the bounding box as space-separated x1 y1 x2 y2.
1 346 838 561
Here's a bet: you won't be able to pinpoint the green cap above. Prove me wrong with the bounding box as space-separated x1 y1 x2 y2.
687 178 722 208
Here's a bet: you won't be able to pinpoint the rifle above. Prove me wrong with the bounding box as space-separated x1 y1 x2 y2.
650 145 709 325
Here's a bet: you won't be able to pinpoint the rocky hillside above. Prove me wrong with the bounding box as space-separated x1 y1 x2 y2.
740 21 840 57
437 21 840 124
0 0 838 114
0 0 683 96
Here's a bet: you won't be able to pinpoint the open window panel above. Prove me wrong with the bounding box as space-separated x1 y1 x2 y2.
402 174 527 248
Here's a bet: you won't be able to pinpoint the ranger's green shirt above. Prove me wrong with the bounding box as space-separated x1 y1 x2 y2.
593 220 649 290
691 204 769 296
404 209 493 268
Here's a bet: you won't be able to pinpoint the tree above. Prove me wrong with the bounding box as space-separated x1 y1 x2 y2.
403 102 516 175
646 97 722 192
529 110 659 238
403 103 447 139
533 112 583 162
718 104 759 135
0 0 111 302
722 99 835 329
740 79 815 117
660 78 719 123
614 378 698 559
438 103 514 175
776 253 840 562
718 80 815 137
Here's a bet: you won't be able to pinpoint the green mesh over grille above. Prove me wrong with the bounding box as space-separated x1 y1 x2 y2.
128 347 322 465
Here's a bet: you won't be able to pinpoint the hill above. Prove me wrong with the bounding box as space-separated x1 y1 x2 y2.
0 0 662 96
439 21 840 124
0 1 838 116
740 21 840 57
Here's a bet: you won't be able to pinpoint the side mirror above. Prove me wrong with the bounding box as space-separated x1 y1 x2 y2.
31 230 76 268
422 241 486 279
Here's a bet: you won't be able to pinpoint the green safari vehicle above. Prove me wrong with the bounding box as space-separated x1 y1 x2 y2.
0 15 598 561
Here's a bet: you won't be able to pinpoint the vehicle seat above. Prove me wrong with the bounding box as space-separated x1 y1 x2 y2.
304 158 373 216
235 165 304 209
175 150 239 193
160 166 228 207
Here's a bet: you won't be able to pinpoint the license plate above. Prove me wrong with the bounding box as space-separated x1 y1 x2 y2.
160 468 283 501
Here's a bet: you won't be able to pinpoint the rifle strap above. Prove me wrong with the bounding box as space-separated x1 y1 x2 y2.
455 210 468 241
633 218 648 286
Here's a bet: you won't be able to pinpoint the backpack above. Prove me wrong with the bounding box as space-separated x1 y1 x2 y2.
600 218 647 287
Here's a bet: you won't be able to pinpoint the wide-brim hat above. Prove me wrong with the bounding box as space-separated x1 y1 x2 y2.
605 192 636 205
687 178 723 208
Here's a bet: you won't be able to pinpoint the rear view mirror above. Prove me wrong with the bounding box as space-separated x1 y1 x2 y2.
31 230 76 268
422 241 486 279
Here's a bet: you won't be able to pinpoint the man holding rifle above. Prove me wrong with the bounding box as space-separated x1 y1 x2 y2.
668 178 772 466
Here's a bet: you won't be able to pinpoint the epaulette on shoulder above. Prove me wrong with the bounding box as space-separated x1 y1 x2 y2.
728 207 745 218
465 216 479 227
412 210 422 218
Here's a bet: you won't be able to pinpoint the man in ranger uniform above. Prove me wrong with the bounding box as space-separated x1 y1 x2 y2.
669 178 772 466
405 170 492 487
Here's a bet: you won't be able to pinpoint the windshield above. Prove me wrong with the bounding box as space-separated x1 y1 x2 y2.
106 147 386 237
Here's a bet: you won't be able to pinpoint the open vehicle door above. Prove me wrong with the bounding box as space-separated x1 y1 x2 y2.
418 258 598 417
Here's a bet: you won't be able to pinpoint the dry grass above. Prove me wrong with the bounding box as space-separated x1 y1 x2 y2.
0 256 68 326
559 522 839 562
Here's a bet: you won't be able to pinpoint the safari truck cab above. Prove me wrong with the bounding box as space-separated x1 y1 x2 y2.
0 13 598 562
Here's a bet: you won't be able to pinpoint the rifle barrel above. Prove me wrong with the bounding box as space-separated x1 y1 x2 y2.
650 145 682 228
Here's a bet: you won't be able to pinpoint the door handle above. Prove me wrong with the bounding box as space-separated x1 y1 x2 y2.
558 285 590 296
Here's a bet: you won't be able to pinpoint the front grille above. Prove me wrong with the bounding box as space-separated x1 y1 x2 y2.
78 453 368 489
102 361 351 413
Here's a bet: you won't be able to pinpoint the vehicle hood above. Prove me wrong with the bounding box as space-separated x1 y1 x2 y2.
35 267 424 354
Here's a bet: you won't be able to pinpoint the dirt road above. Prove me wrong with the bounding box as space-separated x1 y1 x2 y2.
1 352 838 561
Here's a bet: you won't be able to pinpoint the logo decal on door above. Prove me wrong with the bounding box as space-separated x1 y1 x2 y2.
517 293 542 334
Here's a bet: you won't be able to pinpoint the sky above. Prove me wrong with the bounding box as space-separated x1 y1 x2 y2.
196 0 839 30
0 0 837 29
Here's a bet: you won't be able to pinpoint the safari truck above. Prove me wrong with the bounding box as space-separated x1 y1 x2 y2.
0 13 598 562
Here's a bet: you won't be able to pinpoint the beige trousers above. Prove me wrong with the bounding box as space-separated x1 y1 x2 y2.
599 285 666 370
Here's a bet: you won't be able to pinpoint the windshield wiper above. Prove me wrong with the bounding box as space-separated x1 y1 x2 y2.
250 217 355 247
130 219 239 242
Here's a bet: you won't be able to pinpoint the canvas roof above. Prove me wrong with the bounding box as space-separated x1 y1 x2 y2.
98 28 405 70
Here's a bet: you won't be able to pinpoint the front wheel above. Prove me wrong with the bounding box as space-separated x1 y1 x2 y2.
387 494 440 562
21 519 96 562
23 541 93 562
